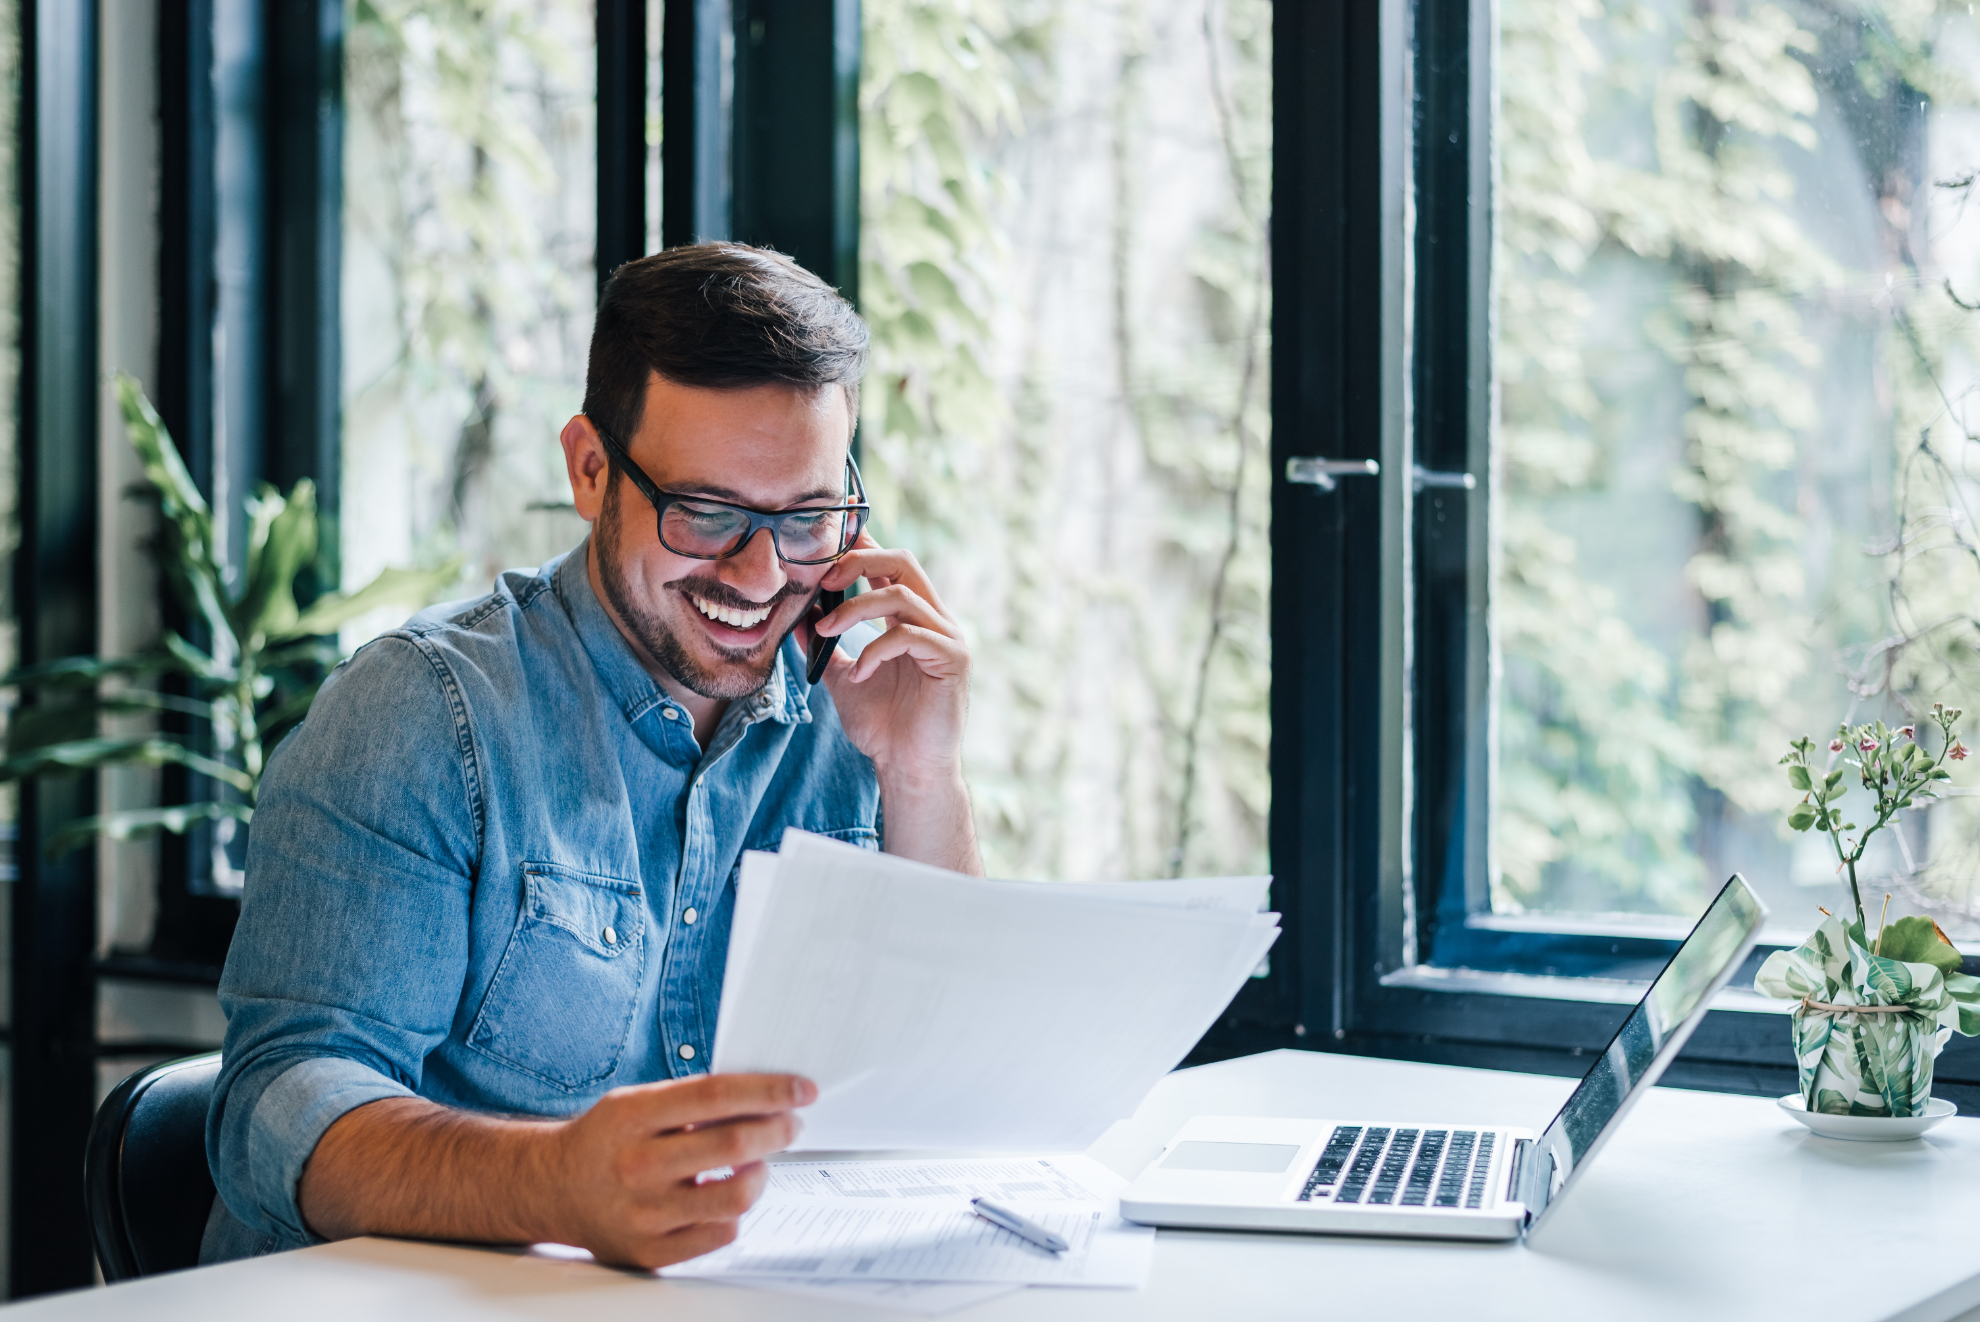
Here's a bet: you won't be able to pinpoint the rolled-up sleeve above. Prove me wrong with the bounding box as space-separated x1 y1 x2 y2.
208 635 481 1245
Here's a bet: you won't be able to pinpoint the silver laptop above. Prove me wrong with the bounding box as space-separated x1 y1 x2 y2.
1120 875 1767 1241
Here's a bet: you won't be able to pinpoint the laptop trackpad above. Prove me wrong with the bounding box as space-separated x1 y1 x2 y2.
1160 1141 1302 1173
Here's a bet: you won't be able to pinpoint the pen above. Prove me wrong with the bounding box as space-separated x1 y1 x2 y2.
970 1197 1069 1253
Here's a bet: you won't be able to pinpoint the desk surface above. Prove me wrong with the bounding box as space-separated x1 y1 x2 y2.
15 1049 1980 1322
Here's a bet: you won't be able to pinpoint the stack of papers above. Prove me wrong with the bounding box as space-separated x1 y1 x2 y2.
664 1154 1153 1314
713 829 1281 1152
676 831 1278 1309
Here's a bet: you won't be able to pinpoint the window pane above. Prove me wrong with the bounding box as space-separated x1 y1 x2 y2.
1494 1 1980 933
341 0 597 640
861 0 1271 880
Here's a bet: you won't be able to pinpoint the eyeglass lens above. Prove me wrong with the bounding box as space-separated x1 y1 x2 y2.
659 501 861 563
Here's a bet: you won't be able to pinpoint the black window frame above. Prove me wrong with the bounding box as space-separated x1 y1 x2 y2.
1188 0 1980 1109
610 0 859 293
14 0 102 1297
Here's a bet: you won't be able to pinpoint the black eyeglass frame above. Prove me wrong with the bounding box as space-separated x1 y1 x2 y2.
593 426 871 565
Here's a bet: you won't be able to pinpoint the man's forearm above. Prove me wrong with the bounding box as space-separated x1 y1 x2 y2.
878 768 984 875
298 1096 562 1244
294 1072 807 1268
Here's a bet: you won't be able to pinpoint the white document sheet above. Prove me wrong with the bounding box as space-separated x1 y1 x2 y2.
722 851 1270 1004
715 830 1279 1152
663 1154 1154 1289
526 1240 1020 1313
765 1155 1119 1203
669 1204 1148 1286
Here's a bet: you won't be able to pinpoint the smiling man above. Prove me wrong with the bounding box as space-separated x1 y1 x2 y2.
203 244 982 1268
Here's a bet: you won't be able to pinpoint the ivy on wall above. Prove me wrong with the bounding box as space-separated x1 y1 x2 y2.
1497 0 1980 923
860 0 1271 881
342 0 594 624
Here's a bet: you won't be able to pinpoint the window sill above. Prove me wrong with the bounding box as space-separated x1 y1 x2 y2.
1464 910 1819 951
1380 963 1791 1015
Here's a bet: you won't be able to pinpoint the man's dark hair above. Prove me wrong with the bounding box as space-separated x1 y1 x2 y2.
583 242 870 448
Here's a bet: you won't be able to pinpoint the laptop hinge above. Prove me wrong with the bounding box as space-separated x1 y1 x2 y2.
1507 1137 1537 1223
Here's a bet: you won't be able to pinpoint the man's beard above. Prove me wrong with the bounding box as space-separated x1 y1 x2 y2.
595 479 808 700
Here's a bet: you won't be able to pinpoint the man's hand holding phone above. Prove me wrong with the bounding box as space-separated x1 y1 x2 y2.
804 531 982 874
804 588 847 683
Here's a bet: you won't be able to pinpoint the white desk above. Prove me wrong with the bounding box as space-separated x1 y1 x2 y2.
13 1049 1980 1321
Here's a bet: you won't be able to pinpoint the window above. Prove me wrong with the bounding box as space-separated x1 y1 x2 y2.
341 0 600 639
861 0 1272 882
1484 0 1980 937
1448 2 1980 965
1230 0 1980 1099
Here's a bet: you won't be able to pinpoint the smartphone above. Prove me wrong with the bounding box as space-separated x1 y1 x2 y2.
805 588 846 685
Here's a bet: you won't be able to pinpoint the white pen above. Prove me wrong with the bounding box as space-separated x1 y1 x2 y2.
971 1197 1070 1253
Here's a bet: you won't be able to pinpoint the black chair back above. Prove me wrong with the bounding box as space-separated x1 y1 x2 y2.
85 1052 222 1281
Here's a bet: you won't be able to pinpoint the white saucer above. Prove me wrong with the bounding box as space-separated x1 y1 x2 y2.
1776 1093 1957 1141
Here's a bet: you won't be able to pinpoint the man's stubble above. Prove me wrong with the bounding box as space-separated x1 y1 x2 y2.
594 475 805 701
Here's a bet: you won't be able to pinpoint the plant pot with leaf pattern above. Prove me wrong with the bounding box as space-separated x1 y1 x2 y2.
1758 709 1980 1119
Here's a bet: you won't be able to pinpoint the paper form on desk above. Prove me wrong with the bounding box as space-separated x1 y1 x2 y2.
764 1155 1120 1203
715 830 1279 1152
664 1154 1155 1289
525 1237 1021 1313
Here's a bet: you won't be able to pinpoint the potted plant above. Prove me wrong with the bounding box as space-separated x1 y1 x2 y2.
0 373 459 858
1756 707 1980 1116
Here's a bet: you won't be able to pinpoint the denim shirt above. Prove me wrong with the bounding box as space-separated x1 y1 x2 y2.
204 543 880 1254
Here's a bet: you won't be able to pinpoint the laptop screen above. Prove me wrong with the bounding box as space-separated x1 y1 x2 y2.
1518 875 1767 1231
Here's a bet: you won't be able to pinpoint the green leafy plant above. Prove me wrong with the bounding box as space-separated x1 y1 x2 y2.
0 373 459 856
1758 706 1980 1115
1780 707 1966 927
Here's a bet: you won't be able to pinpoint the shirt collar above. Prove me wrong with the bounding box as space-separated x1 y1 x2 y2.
555 538 810 729
758 642 813 727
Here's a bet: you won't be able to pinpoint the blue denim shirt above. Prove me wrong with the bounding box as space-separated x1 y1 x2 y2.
204 543 880 1254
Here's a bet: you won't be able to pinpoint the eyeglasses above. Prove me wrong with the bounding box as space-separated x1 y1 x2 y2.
594 426 871 565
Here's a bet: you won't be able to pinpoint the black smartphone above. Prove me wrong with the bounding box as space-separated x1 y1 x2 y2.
805 588 846 685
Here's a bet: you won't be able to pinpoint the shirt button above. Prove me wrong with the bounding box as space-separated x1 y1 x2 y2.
683 907 698 925
661 706 680 721
603 926 618 946
678 1043 696 1061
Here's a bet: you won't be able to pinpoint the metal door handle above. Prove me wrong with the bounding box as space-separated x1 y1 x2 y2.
1412 465 1476 492
1285 457 1380 491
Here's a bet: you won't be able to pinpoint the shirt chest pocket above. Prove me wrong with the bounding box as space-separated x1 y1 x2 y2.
468 862 647 1091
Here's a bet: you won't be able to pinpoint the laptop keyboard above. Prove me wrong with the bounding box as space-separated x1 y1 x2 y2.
1297 1125 1497 1210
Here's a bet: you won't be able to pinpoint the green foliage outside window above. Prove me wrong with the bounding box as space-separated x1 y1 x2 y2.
861 0 1273 881
343 0 594 600
1497 0 1980 922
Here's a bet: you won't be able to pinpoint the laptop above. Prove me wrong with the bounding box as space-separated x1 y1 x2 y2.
1120 874 1768 1241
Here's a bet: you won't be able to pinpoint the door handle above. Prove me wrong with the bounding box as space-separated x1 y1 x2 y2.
1285 457 1379 491
1412 465 1476 492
